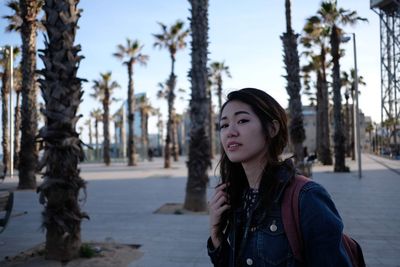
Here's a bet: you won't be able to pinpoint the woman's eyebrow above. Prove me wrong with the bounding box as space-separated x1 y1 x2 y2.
220 110 251 121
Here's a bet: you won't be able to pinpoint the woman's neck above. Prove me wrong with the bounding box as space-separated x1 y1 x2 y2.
242 158 267 189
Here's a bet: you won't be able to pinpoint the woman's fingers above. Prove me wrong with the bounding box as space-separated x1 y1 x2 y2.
209 183 231 228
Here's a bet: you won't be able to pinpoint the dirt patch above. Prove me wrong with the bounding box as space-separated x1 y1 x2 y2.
154 202 208 215
0 241 143 267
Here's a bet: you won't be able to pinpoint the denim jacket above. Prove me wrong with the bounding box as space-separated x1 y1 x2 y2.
207 166 352 267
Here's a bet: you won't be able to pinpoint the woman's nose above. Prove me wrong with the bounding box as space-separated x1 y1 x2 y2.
226 125 239 137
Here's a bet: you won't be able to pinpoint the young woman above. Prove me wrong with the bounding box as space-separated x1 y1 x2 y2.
207 88 352 266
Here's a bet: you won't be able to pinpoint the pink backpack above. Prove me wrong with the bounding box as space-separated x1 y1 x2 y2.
281 175 366 267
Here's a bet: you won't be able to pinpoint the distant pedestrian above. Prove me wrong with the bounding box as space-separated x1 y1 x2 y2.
207 88 357 266
303 146 309 159
147 148 154 161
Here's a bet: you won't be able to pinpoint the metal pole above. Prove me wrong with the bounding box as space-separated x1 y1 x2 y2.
9 46 14 178
352 33 362 178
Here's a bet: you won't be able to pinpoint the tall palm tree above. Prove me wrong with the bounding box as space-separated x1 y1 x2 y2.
157 82 185 161
0 48 11 177
113 39 149 166
184 0 211 212
0 46 19 177
318 0 366 172
84 118 92 160
91 72 120 166
209 61 231 111
36 0 88 260
281 0 306 166
153 108 164 155
341 69 366 159
3 0 44 189
13 65 23 169
206 78 215 159
301 15 333 165
137 95 153 160
209 61 231 158
90 108 102 161
153 20 189 168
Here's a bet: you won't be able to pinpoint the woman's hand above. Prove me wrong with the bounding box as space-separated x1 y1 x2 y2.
209 183 231 248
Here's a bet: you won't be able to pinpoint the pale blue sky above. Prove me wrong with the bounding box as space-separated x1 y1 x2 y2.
0 0 381 141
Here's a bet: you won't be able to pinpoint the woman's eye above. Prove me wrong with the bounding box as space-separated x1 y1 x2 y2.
238 119 249 124
219 123 228 129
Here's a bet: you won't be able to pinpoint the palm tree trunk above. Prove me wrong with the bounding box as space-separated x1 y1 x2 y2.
140 108 148 160
114 121 119 158
88 120 92 160
208 86 215 159
350 91 355 160
184 0 211 212
14 91 21 169
127 61 136 166
103 95 110 165
345 95 351 157
281 0 305 167
164 73 176 168
95 120 99 160
331 25 348 172
19 0 39 189
37 0 87 260
217 78 222 111
316 70 322 158
319 47 333 165
1 68 10 177
172 115 179 161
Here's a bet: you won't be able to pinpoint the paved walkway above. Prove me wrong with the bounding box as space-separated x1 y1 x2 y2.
0 153 399 267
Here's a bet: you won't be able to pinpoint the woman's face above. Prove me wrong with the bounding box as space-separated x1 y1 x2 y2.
219 100 267 164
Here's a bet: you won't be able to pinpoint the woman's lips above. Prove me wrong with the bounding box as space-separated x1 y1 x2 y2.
227 142 241 151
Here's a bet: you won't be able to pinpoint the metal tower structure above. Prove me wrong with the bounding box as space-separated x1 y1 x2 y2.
371 0 400 148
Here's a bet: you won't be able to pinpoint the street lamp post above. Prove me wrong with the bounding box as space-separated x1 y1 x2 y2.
352 33 362 179
0 45 14 178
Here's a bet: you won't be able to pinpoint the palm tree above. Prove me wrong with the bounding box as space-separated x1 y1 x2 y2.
153 20 189 168
184 0 211 212
209 61 231 158
3 0 44 189
84 118 92 160
281 0 306 167
157 82 185 161
153 108 164 155
341 69 366 159
209 61 231 111
90 108 102 160
0 46 19 177
91 72 120 166
317 0 366 172
113 39 149 166
36 0 88 261
13 65 23 169
137 95 153 160
301 15 332 165
0 48 11 177
206 78 215 159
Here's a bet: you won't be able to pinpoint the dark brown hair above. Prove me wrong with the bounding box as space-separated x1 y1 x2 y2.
218 88 290 223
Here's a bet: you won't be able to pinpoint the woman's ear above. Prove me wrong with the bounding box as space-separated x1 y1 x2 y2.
268 120 280 138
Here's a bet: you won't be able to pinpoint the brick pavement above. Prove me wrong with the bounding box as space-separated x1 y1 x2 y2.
0 153 398 266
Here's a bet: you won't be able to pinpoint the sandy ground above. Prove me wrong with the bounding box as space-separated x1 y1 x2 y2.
154 202 209 215
0 241 143 267
0 202 205 267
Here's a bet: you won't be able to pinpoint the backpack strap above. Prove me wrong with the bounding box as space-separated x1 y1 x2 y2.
281 174 312 263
